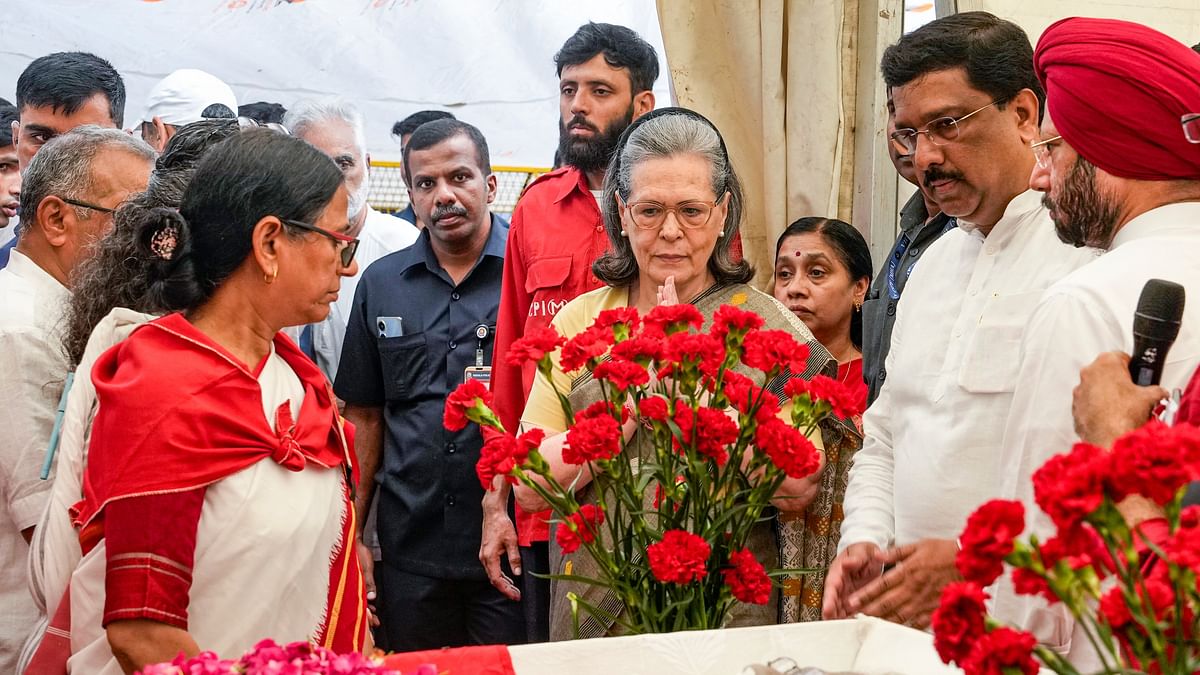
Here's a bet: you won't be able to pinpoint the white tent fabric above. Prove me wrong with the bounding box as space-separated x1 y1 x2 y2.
0 0 672 168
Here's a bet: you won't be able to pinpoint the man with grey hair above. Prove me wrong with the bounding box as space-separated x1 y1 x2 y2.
0 125 152 671
283 97 418 382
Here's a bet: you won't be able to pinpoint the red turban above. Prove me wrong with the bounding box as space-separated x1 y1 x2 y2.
1035 17 1200 181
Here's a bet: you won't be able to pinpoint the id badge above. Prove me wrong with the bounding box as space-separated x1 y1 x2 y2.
465 365 492 385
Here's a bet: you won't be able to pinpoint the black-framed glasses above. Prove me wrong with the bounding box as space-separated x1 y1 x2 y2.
59 196 116 215
621 194 727 230
281 218 359 267
889 100 1001 155
1031 135 1063 169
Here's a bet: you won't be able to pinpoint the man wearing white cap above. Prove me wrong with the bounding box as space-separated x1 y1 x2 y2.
139 68 237 152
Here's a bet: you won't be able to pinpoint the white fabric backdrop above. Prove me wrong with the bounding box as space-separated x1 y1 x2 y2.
0 0 670 167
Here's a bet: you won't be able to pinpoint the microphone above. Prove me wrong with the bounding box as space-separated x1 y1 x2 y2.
1129 279 1186 386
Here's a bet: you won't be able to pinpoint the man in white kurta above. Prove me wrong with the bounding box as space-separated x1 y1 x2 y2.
990 17 1200 666
823 12 1099 627
283 98 419 382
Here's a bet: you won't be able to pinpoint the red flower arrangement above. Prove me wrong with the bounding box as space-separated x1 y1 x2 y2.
934 420 1200 675
445 303 862 635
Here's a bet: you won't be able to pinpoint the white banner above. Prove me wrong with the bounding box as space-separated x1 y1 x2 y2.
0 0 671 167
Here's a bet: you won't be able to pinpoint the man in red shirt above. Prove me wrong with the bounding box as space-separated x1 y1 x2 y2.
482 22 659 642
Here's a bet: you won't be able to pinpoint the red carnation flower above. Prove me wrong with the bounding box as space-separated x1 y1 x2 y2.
673 405 739 464
1107 420 1197 505
956 500 1025 586
712 305 764 341
592 359 650 391
784 374 866 420
742 330 810 375
1166 505 1200 573
643 304 704 337
556 503 606 554
505 327 565 367
1017 524 1113 601
960 627 1039 675
722 371 780 422
754 417 820 479
647 529 711 585
1010 567 1054 603
560 326 613 372
444 378 493 432
593 307 641 335
722 548 771 604
1098 586 1132 629
638 396 670 422
931 581 989 665
1032 442 1107 530
1102 578 1176 631
563 401 623 464
611 335 665 365
664 332 726 376
476 428 545 490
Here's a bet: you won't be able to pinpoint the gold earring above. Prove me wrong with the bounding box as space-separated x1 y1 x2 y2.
853 299 863 311
264 268 278 284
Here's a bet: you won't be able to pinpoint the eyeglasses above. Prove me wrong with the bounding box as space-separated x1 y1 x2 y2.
59 196 116 215
889 100 1001 155
1031 135 1063 169
237 117 290 135
621 196 725 230
281 218 359 267
1183 114 1200 144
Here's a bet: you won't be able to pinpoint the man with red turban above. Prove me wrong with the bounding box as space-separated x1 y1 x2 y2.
994 16 1200 668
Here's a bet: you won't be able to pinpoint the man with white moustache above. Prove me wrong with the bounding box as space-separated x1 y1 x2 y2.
284 97 418 382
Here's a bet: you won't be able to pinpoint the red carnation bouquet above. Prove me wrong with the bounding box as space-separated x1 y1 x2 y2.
932 421 1200 674
446 304 863 635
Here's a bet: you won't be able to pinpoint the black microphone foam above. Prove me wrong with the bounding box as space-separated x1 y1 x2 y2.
1129 279 1185 386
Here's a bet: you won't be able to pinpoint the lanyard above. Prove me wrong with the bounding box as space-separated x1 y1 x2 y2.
886 217 957 301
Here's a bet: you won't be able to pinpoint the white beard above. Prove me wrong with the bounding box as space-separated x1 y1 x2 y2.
347 181 369 221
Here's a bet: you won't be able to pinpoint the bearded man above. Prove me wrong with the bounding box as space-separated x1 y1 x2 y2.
282 97 418 382
483 22 658 642
992 17 1200 668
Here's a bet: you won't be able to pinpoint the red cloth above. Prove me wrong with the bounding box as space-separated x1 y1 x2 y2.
75 312 352 529
1034 17 1200 181
74 312 368 653
103 489 206 629
381 644 515 675
491 166 609 545
1176 365 1200 426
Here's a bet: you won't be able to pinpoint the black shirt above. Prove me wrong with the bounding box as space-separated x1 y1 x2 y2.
861 192 954 405
335 214 508 579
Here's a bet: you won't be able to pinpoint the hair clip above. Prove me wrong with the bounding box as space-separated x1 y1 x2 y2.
150 221 180 260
